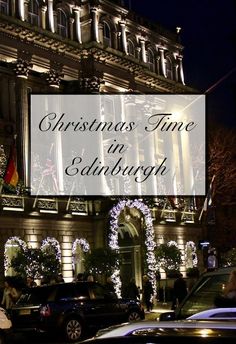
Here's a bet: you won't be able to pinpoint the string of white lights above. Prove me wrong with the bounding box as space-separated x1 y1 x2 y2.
109 199 157 297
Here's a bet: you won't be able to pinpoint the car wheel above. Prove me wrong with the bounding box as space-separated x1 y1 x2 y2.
64 317 83 342
128 310 141 322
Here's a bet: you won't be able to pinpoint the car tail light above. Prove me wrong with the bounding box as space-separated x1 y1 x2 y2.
40 305 51 317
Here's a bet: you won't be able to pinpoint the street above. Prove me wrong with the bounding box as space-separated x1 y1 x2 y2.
8 308 163 344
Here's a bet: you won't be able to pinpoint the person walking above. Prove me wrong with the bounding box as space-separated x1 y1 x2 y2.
142 275 153 312
123 278 140 300
172 273 188 310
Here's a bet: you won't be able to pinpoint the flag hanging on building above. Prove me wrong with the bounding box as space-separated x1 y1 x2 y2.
3 144 19 188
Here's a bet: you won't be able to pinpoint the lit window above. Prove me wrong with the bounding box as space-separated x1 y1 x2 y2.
127 39 135 57
103 22 111 47
4 237 26 276
146 49 155 72
57 9 67 38
0 0 9 14
166 57 173 80
28 0 39 26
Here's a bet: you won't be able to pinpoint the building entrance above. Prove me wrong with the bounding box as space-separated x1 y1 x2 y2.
118 219 143 292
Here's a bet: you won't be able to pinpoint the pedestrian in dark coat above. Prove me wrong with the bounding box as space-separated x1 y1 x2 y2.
123 278 140 300
172 273 187 310
142 275 153 312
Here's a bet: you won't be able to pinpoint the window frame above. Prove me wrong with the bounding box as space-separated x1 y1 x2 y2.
28 0 40 26
57 8 68 38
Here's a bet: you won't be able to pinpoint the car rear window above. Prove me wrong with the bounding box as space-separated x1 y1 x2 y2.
178 273 229 318
17 286 55 305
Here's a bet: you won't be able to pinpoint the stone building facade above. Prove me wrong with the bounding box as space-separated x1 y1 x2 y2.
0 0 203 288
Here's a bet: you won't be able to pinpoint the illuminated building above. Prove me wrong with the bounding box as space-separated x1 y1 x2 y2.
0 0 203 288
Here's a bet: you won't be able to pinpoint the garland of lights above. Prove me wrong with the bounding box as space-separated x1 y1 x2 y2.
41 237 61 262
72 238 90 270
185 241 198 267
4 236 27 274
167 240 178 248
109 199 157 297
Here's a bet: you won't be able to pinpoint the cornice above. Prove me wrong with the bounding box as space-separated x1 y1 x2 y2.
0 16 196 93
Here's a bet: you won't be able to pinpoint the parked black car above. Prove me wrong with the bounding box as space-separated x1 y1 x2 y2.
10 281 144 342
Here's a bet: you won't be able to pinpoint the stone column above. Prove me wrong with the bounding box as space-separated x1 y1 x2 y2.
48 0 55 33
159 48 166 77
140 38 146 63
136 47 141 61
24 0 29 21
74 6 82 43
14 57 32 186
124 95 141 195
156 56 160 75
18 0 24 21
141 101 157 195
174 62 178 82
177 55 185 85
91 7 99 43
10 0 16 17
69 17 74 40
120 20 127 54
41 5 47 29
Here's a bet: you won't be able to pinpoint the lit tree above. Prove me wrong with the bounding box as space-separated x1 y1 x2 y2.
155 242 182 277
11 247 61 281
84 248 120 277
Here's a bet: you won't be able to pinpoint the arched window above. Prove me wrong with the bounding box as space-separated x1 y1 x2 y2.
4 237 27 276
28 0 39 26
72 239 90 277
103 22 111 47
146 49 155 72
165 57 173 80
127 39 135 57
57 9 67 38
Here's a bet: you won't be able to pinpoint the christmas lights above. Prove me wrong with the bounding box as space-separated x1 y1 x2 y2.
167 240 178 247
109 199 157 297
41 237 61 262
185 241 198 267
4 236 27 274
72 238 90 270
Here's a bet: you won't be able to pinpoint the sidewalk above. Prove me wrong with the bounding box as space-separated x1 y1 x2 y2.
144 302 172 321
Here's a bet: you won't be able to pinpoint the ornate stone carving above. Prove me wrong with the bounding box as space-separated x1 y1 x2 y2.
13 58 32 78
79 76 103 93
46 69 63 88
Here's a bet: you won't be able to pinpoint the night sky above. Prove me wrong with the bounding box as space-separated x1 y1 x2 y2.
130 0 236 127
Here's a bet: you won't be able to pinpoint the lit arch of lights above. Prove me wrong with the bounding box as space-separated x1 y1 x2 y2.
109 199 156 297
41 237 61 262
4 236 27 274
185 241 198 267
72 238 90 271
